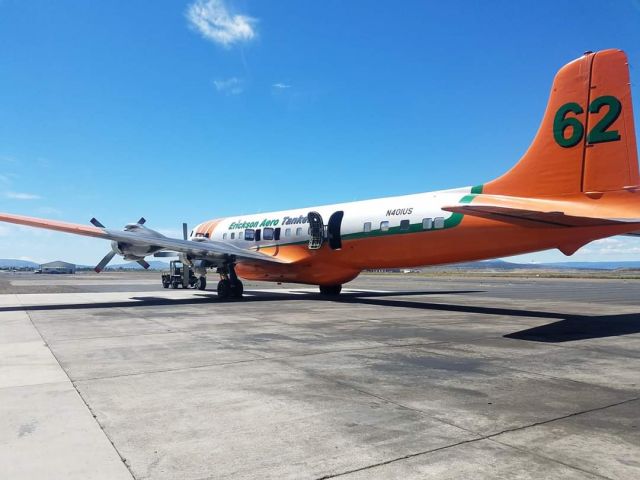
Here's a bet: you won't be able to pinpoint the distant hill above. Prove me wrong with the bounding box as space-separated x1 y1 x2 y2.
0 259 39 268
434 260 543 270
427 259 640 271
0 259 169 270
542 261 640 270
104 260 169 270
2 257 640 272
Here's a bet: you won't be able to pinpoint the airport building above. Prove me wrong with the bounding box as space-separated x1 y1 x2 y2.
39 260 76 274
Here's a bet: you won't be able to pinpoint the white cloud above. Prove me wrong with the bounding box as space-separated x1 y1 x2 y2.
272 83 291 89
0 224 52 238
186 0 256 47
213 77 244 95
5 191 41 200
579 236 640 256
37 206 63 216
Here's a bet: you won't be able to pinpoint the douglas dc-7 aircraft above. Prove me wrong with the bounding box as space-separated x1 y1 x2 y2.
1 49 639 299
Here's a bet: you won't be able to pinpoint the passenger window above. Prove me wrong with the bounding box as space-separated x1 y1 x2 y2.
223 233 227 240
230 232 235 239
263 228 274 240
285 228 291 237
245 229 255 241
363 222 371 233
422 218 433 230
296 227 303 236
434 217 445 229
400 219 410 231
380 221 389 232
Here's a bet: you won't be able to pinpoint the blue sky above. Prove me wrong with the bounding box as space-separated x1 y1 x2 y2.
1 0 640 265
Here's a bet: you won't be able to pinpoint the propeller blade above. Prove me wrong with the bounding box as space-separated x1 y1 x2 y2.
182 223 188 240
137 217 146 225
136 259 150 269
90 217 105 228
94 250 116 273
153 252 176 257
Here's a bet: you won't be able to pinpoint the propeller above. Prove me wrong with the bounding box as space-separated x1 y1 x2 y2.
92 217 151 273
95 250 116 273
136 259 150 269
183 222 188 240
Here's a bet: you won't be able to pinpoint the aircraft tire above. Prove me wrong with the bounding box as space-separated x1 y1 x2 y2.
319 284 342 296
197 277 207 290
231 280 244 298
217 279 232 299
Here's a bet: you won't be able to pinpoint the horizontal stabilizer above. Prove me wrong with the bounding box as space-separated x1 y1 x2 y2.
443 194 640 228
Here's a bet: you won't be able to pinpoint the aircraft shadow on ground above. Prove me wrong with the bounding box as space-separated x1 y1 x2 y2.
2 289 639 343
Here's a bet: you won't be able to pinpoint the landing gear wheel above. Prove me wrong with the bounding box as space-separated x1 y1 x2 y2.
162 281 169 289
196 277 207 290
319 284 342 296
217 279 232 299
231 279 244 298
171 281 179 289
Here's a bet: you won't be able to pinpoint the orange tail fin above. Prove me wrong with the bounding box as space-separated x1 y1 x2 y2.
484 49 639 197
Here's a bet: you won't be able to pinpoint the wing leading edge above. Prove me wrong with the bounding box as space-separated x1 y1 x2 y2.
0 212 289 265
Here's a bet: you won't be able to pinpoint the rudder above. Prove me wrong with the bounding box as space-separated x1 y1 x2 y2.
484 49 639 198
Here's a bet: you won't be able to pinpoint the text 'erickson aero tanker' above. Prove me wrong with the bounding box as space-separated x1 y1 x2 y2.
2 49 639 298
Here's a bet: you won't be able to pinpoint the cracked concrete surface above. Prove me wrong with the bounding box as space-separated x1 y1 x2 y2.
1 272 639 479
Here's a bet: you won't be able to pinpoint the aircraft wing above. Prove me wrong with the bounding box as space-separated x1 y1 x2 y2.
0 212 289 265
443 195 640 228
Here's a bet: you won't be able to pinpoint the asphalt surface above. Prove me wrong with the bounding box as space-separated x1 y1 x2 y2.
1 271 639 479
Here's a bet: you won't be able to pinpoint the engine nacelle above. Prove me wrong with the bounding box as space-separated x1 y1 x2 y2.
111 241 162 261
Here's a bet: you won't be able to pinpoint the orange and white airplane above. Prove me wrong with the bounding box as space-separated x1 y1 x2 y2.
1 49 639 299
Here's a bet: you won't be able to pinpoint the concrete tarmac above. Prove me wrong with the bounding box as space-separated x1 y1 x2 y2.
1 271 639 479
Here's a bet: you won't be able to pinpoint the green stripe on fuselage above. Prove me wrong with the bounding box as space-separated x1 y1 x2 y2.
248 186 484 248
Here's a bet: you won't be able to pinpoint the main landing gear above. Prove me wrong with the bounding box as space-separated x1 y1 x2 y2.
319 284 342 296
216 263 243 300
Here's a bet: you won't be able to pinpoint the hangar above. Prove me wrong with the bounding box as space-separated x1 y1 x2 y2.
39 260 76 274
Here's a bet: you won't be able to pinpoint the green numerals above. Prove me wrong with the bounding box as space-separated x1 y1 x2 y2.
553 96 622 148
553 102 584 147
587 96 622 144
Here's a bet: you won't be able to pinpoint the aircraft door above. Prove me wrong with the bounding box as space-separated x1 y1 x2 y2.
307 211 324 250
327 211 344 250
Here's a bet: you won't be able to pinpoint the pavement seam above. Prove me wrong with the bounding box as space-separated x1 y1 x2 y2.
313 397 638 480
66 330 638 387
73 341 462 382
22 308 137 480
485 437 614 480
0 379 71 391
